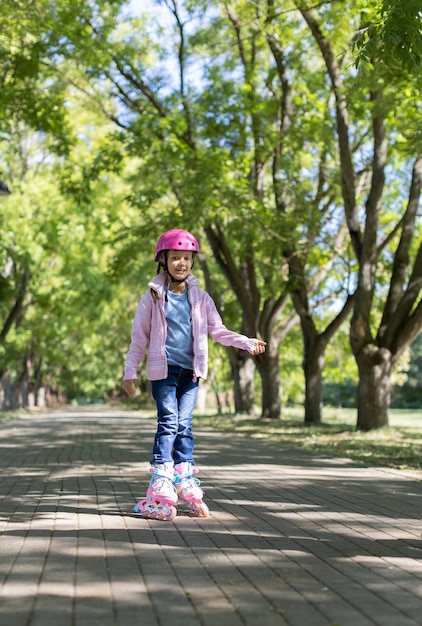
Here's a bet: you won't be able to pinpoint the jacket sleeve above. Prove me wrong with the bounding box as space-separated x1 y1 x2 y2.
123 291 153 380
205 293 257 353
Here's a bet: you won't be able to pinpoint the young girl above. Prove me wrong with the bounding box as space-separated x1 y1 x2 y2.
122 229 266 520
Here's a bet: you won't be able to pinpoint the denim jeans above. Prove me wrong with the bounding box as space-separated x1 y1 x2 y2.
150 365 199 465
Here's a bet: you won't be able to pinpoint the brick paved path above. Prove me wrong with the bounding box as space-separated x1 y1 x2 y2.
0 408 421 626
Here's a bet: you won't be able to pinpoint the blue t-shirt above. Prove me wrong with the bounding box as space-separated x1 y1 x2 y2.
164 287 194 369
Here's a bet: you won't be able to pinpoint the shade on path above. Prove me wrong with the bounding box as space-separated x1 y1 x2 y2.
0 408 421 626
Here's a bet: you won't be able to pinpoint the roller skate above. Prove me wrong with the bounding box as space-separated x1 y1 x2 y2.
133 462 178 521
173 462 210 518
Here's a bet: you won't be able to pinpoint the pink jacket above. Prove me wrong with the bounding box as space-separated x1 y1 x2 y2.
123 272 258 381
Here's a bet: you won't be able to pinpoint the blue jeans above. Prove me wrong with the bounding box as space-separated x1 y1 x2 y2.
150 366 199 465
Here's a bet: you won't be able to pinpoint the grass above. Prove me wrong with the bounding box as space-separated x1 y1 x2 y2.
0 409 26 423
194 407 422 475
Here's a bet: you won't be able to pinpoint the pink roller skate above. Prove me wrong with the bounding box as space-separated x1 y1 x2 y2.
133 462 178 521
174 462 209 517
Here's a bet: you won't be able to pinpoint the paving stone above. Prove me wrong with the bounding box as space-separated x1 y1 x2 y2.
0 409 421 626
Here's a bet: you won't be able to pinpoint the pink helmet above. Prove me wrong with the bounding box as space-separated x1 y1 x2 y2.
154 229 200 261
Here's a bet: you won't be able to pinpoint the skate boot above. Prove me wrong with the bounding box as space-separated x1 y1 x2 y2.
133 462 178 521
173 462 209 517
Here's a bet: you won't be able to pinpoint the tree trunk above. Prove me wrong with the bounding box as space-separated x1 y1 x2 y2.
257 350 281 419
0 268 30 342
355 345 392 431
290 252 353 426
1 369 16 410
229 350 255 415
303 344 324 425
32 357 43 407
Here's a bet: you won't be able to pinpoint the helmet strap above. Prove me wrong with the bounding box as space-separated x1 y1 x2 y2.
162 250 186 284
157 250 194 283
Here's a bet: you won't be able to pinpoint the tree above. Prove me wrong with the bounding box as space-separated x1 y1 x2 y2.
299 2 422 429
0 104 131 408
100 0 362 420
51 0 301 417
0 0 134 408
206 0 361 423
0 0 77 153
2 0 420 427
46 0 394 423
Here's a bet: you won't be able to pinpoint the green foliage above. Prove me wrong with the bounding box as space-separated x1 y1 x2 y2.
0 99 134 405
353 0 422 75
1 0 421 421
0 1 70 151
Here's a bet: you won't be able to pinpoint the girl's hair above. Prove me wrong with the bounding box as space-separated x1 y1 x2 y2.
156 251 165 275
149 252 166 300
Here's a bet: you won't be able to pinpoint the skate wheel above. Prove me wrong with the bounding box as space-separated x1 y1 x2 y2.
199 501 210 517
133 499 177 521
186 501 210 518
162 506 177 521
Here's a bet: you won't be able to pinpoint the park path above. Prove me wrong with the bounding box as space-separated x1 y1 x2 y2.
0 407 421 626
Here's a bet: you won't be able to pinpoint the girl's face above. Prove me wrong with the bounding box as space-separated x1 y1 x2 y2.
166 249 194 280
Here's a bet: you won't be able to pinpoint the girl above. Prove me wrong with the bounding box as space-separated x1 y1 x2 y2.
122 229 266 520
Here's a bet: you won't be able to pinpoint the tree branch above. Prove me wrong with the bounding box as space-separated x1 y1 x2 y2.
0 268 29 342
299 6 362 259
165 0 195 148
379 155 422 348
204 224 257 334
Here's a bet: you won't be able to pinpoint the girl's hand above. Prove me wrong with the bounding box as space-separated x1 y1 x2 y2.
251 340 267 355
122 379 139 396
